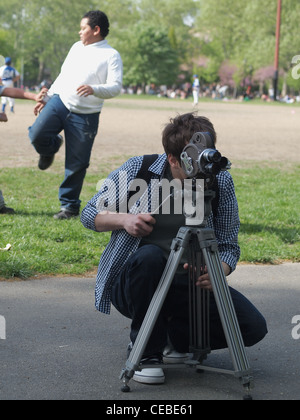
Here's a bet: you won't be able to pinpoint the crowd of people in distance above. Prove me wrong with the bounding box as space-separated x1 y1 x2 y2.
122 82 300 104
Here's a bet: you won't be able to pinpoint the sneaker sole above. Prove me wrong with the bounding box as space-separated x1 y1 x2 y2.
133 368 165 385
163 355 189 364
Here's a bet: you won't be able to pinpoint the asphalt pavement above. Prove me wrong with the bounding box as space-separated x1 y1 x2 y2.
0 263 299 401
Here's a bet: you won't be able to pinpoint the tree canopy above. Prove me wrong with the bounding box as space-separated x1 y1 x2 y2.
0 0 299 94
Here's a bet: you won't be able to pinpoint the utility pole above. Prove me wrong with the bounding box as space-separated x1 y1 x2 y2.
273 0 282 101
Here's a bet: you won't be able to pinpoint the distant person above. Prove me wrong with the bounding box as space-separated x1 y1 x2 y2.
0 57 21 113
192 74 200 105
0 85 46 214
28 10 123 220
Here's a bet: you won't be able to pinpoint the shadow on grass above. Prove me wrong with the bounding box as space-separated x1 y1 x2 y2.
240 223 298 244
9 210 79 218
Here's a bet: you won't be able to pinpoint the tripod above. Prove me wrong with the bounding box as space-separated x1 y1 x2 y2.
120 189 253 400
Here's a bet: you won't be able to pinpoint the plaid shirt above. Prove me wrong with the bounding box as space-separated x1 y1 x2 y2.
81 154 240 314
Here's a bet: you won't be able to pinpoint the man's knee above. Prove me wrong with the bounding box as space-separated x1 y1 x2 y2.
134 245 166 270
244 313 268 347
28 123 43 146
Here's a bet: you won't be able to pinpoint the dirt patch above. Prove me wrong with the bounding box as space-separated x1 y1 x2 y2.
1 98 299 172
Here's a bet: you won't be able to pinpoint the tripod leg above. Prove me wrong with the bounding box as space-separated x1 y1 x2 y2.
197 229 253 391
188 237 211 363
120 227 191 391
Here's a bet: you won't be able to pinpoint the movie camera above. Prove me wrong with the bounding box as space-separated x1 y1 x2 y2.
180 132 231 184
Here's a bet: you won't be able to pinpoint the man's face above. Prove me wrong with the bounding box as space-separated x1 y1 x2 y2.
79 18 100 46
168 154 187 182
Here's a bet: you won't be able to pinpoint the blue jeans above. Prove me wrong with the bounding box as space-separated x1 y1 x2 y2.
111 245 268 356
29 95 100 213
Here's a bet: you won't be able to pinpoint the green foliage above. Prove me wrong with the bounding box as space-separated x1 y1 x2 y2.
195 0 300 90
0 0 299 91
121 23 179 87
0 29 15 58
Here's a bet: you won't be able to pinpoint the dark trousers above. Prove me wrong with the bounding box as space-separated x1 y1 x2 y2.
111 245 268 356
28 95 99 213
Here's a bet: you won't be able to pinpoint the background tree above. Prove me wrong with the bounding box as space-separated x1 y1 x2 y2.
0 0 299 94
120 23 179 89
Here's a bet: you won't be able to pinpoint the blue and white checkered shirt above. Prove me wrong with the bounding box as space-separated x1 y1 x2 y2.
81 154 240 314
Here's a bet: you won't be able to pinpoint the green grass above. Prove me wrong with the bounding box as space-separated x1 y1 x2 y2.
0 168 110 279
0 162 299 279
234 163 300 263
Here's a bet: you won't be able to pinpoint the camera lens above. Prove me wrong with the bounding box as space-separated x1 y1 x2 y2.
202 149 221 163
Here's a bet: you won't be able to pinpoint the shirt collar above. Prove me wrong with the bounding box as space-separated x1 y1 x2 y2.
149 153 168 177
85 39 108 48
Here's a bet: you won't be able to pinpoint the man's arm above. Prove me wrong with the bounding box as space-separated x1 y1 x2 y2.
188 172 240 291
81 156 150 234
95 211 155 238
88 53 123 99
2 87 47 101
213 172 240 273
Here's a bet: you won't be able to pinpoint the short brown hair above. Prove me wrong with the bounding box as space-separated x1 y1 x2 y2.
162 113 217 162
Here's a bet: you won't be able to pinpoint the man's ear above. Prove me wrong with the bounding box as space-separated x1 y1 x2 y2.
168 154 180 168
94 25 101 36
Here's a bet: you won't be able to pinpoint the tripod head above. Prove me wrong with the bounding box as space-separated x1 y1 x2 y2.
180 132 231 226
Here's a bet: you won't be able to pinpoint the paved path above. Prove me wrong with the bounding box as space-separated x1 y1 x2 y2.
0 263 299 401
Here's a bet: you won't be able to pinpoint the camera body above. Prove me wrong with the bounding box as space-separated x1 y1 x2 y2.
180 132 231 185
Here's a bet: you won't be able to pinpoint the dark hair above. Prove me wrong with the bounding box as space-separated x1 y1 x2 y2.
162 113 217 162
83 10 110 38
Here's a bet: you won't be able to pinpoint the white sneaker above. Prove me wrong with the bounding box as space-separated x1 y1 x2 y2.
132 354 165 385
163 345 189 364
133 367 165 384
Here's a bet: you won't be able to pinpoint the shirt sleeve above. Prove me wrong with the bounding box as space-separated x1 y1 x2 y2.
81 156 142 231
90 52 123 99
213 172 241 274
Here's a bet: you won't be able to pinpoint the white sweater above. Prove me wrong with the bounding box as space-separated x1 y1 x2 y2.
48 40 123 114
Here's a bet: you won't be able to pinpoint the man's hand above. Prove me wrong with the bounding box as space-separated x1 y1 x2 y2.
33 88 49 114
77 85 94 97
184 262 231 291
95 212 156 237
34 102 46 115
123 214 156 238
36 87 48 102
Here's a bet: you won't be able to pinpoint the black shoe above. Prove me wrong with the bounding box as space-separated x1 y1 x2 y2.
38 155 55 170
0 206 15 214
53 209 79 220
38 135 63 171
